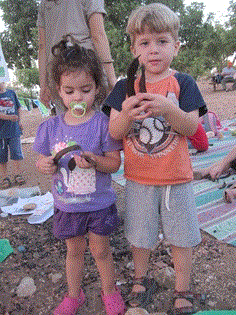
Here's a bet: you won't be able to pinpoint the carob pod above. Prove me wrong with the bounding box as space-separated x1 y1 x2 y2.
53 144 96 169
126 56 147 97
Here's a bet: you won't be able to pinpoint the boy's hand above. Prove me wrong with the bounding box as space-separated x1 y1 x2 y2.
122 94 152 121
36 156 57 175
135 93 173 118
74 152 97 169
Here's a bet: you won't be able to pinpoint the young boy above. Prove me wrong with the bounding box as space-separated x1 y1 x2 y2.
107 3 207 314
0 82 25 189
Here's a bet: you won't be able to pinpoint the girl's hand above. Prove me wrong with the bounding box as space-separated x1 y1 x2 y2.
74 152 97 169
36 155 57 175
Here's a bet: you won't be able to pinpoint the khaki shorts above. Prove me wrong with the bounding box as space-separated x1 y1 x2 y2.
125 179 201 249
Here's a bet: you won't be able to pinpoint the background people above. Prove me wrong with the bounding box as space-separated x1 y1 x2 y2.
37 0 116 114
0 82 25 189
221 61 236 91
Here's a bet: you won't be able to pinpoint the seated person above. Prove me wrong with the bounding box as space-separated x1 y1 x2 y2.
193 145 236 203
211 67 223 84
221 61 236 91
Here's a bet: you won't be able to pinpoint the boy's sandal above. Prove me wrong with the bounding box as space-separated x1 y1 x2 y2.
167 290 206 315
53 289 86 315
101 286 126 315
126 277 159 308
0 177 11 190
14 174 26 186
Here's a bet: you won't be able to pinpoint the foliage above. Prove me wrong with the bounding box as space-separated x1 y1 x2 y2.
15 67 39 99
0 0 38 69
0 0 236 80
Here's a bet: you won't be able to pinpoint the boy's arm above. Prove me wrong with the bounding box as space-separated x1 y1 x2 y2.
109 95 151 140
136 93 199 137
164 107 199 137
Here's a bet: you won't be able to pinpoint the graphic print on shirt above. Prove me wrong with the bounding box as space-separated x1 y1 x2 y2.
51 139 96 202
127 92 180 157
0 97 15 114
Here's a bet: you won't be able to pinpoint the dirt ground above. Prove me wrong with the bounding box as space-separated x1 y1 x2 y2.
0 78 236 315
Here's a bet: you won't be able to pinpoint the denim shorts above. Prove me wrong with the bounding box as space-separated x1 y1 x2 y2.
0 137 23 163
53 204 119 240
125 179 201 249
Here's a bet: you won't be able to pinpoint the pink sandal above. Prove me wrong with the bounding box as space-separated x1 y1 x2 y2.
53 289 85 315
101 286 126 315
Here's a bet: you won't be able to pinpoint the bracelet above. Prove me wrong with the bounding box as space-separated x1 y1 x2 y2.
101 59 114 64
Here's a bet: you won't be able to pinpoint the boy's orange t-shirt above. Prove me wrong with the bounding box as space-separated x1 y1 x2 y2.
123 74 194 185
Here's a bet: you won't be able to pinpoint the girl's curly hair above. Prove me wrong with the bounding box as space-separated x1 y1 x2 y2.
50 36 107 107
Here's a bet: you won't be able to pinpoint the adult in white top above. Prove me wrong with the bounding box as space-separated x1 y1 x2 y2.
221 60 236 91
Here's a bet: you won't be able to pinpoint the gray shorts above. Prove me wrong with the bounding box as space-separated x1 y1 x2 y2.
125 180 201 249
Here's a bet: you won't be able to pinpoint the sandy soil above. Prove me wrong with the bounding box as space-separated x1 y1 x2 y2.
0 79 236 315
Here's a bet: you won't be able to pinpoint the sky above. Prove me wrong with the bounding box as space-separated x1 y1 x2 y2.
184 0 231 23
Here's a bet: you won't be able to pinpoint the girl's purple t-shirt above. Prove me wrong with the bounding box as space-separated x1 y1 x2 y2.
33 112 122 213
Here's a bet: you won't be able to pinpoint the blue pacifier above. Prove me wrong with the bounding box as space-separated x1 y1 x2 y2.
69 102 87 118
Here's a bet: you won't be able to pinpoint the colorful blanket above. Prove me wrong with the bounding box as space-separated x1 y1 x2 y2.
112 121 236 246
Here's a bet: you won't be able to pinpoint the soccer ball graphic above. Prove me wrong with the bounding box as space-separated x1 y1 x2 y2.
139 118 165 145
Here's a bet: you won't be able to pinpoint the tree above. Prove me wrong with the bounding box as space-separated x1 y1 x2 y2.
15 67 39 98
0 0 38 69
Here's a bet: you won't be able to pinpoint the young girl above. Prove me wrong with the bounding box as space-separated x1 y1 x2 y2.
33 43 126 315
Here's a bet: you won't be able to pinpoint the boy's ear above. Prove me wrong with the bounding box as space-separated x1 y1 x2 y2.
130 45 137 57
174 41 181 57
56 84 61 93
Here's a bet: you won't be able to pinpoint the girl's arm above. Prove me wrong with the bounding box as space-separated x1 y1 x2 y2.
36 154 57 175
74 150 121 174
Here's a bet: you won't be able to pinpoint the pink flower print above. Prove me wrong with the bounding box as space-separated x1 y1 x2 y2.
54 142 68 154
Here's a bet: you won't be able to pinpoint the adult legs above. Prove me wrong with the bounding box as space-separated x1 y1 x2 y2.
221 76 234 91
232 79 236 90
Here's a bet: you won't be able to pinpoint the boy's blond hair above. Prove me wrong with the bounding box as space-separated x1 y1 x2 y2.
126 3 180 45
